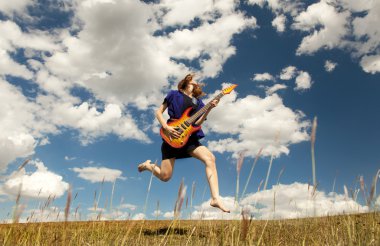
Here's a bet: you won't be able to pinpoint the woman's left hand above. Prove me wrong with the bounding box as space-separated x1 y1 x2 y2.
210 99 219 108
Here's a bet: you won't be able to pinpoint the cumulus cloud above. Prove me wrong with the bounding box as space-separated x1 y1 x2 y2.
252 72 275 81
0 0 34 16
279 66 297 80
43 0 256 107
71 166 125 183
0 76 149 172
0 0 260 171
247 0 303 17
272 14 286 32
132 213 146 220
190 182 368 220
266 84 287 95
292 1 350 55
0 79 49 172
2 160 69 199
295 71 312 90
240 183 368 219
152 210 163 217
87 209 132 221
64 156 76 161
250 1 380 74
37 98 151 145
205 85 310 158
163 211 175 219
352 1 380 58
324 60 337 72
360 55 380 74
119 203 137 211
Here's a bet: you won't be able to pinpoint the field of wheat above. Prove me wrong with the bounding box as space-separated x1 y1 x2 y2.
0 212 378 245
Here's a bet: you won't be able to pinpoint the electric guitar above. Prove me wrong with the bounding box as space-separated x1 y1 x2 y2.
160 84 238 148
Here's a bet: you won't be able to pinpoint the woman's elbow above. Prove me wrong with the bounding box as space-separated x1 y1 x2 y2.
155 109 162 118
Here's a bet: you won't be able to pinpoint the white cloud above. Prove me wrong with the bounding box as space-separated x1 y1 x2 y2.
272 14 286 32
352 1 380 57
324 60 337 72
0 0 34 16
21 207 68 223
247 0 303 17
163 211 174 219
359 55 380 74
64 156 76 161
157 11 257 79
42 0 256 108
205 85 310 158
0 0 259 171
240 183 368 219
292 1 350 55
191 196 239 220
0 79 49 172
71 166 125 183
152 209 162 217
86 209 132 221
0 49 33 79
119 203 137 211
279 66 297 80
266 84 287 95
2 160 69 199
295 71 312 90
252 72 274 81
0 20 59 52
159 0 213 27
190 182 368 220
132 213 146 220
36 96 151 145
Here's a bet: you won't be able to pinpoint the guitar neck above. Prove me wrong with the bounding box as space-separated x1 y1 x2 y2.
187 92 224 125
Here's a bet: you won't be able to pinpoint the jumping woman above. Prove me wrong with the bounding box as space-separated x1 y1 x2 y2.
138 74 230 213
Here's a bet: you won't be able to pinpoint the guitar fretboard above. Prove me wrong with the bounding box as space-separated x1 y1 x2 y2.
186 92 224 125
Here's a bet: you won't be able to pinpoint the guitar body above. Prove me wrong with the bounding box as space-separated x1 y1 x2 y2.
160 107 201 148
160 84 237 148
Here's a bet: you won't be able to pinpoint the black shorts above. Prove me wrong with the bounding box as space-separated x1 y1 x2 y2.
161 135 202 160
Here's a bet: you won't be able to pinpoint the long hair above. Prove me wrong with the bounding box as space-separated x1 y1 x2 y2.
177 74 205 98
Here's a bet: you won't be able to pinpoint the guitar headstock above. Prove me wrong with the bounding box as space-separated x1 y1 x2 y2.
222 84 238 95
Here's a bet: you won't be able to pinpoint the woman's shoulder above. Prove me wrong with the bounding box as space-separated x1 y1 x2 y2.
166 90 183 98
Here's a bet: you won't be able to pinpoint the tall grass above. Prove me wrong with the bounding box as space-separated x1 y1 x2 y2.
1 213 378 245
311 116 318 189
241 148 263 201
235 151 245 205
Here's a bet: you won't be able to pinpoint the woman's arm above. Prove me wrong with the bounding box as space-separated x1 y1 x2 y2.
155 103 180 138
194 99 219 126
155 103 169 129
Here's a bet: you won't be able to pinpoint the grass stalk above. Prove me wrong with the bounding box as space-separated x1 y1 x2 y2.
264 154 274 191
241 148 262 201
311 116 318 189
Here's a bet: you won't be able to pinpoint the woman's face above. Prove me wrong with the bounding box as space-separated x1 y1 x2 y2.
187 79 198 92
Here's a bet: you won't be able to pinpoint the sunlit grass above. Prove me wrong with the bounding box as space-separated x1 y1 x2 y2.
0 213 378 245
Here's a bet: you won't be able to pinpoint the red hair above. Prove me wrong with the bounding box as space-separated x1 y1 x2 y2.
177 74 205 98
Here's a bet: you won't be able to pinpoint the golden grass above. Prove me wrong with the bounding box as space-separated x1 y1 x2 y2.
0 212 378 245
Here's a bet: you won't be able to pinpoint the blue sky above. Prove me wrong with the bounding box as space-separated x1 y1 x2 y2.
0 0 379 221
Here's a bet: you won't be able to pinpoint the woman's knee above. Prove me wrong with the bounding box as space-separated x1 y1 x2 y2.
204 153 216 165
160 172 172 182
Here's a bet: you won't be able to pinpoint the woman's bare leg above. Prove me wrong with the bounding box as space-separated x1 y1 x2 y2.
189 146 230 213
138 158 175 182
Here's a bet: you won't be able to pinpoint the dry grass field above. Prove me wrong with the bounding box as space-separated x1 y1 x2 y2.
0 212 378 245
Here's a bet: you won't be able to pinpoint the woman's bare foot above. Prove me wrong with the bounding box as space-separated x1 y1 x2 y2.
138 160 151 173
210 198 230 213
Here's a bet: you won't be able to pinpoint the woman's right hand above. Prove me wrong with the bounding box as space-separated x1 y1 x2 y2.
164 125 181 139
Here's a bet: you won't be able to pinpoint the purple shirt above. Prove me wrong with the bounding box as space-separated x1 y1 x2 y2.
163 90 205 139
